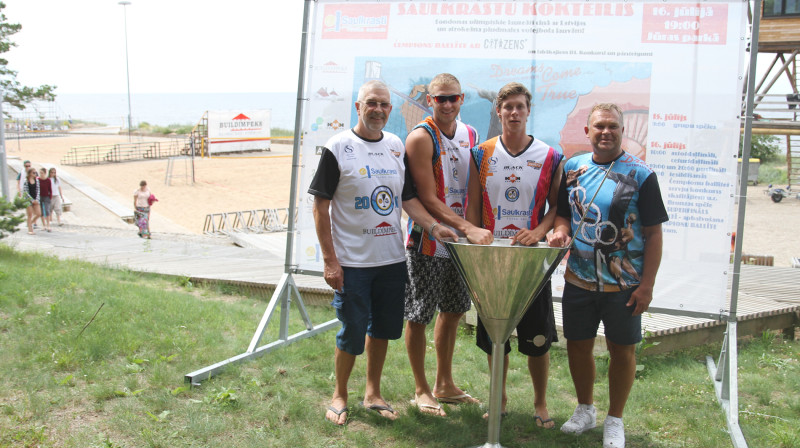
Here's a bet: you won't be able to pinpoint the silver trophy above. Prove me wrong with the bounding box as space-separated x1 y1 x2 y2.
443 239 567 448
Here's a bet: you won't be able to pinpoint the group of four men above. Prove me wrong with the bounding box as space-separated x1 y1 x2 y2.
308 74 667 448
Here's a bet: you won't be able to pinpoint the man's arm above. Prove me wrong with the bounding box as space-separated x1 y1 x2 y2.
312 196 343 292
513 160 564 246
406 128 491 244
403 197 458 242
626 224 663 316
465 157 488 234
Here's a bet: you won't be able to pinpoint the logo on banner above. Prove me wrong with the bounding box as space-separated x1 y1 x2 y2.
218 113 263 131
322 4 390 40
315 61 349 74
315 146 325 155
305 245 320 262
315 87 344 102
328 119 344 131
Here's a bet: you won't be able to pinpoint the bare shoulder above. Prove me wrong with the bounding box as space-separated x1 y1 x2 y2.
405 127 433 158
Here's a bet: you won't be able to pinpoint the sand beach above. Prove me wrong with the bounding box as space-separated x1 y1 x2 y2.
6 133 800 267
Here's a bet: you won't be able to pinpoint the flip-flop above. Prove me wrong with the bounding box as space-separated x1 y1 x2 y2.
325 405 349 426
433 392 479 404
534 415 555 429
410 399 444 416
360 401 397 419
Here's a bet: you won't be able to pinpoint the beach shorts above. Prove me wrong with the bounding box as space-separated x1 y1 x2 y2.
51 195 63 216
404 249 471 325
332 262 407 356
476 281 557 357
40 197 51 217
561 282 642 345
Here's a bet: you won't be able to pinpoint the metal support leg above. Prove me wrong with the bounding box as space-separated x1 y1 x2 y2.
706 320 748 448
472 340 507 448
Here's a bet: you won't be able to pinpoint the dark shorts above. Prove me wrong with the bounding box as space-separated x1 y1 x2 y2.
476 281 557 357
332 262 407 356
40 197 51 217
561 282 642 345
404 249 471 325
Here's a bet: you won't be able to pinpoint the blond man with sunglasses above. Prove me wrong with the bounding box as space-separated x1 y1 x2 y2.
403 73 493 416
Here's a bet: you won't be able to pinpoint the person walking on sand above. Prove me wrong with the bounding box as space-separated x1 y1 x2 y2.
20 167 41 235
466 82 563 426
48 168 65 226
38 168 53 232
403 73 492 416
309 80 457 426
134 180 154 239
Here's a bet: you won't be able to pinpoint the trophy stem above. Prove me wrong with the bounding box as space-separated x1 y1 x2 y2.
478 340 507 448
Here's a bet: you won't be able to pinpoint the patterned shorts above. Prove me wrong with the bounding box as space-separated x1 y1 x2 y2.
404 249 471 325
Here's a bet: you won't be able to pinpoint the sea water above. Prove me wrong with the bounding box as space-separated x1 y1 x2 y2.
10 92 297 130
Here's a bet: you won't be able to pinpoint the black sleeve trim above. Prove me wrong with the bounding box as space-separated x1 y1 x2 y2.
307 148 339 199
638 172 669 226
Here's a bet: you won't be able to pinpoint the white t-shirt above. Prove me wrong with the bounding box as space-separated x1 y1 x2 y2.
308 129 412 268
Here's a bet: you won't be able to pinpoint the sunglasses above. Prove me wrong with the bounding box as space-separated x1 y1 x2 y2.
432 94 463 104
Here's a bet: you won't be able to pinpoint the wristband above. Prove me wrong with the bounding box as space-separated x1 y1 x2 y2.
429 222 439 235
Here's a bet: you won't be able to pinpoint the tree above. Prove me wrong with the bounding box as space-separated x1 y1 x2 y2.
739 133 781 162
0 1 56 111
0 195 27 238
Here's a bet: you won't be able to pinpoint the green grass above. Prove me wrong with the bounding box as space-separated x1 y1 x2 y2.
0 245 798 447
757 160 789 185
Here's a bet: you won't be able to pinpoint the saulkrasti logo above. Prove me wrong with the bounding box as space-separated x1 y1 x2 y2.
322 4 390 40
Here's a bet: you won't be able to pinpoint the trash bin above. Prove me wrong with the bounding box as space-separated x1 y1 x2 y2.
737 158 760 185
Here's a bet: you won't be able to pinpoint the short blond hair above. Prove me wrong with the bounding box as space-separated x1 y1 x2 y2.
429 73 461 93
587 103 624 125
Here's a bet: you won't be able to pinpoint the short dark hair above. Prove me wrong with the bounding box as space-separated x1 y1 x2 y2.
496 82 532 110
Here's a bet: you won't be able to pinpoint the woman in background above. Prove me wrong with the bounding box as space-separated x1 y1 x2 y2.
38 168 52 232
20 167 41 235
48 167 65 226
133 180 153 239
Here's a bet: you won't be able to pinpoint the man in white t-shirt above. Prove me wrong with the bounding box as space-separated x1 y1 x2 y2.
309 80 455 426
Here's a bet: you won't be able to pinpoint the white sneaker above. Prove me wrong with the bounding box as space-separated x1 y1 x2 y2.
560 403 596 434
603 416 625 447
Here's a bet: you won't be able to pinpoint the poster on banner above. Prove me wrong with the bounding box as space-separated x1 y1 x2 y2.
208 110 271 154
293 0 748 316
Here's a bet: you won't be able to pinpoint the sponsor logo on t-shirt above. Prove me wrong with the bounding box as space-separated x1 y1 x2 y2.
363 221 398 237
527 160 543 169
368 151 385 157
505 186 520 202
452 167 459 182
494 205 533 220
360 165 399 178
371 186 395 215
496 223 521 238
450 202 463 216
505 173 521 183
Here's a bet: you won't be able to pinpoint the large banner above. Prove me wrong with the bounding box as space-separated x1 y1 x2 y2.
208 110 271 153
293 0 748 315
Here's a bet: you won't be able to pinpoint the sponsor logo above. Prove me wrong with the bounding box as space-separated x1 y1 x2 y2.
314 86 344 102
315 146 325 155
328 119 344 131
315 61 349 74
360 164 399 178
495 205 533 220
344 145 353 153
368 151 384 157
505 173 521 183
497 223 522 238
390 148 401 157
218 113 263 130
489 156 498 165
505 186 520 202
305 244 321 262
527 160 543 169
449 153 460 163
371 186 395 215
363 221 398 237
452 167 459 182
503 165 523 170
322 4 390 40
450 202 463 216
447 186 467 195
459 141 470 149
